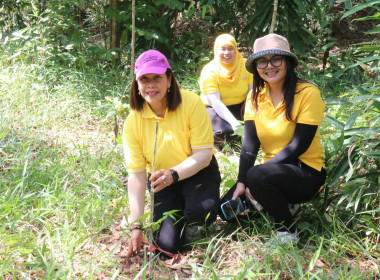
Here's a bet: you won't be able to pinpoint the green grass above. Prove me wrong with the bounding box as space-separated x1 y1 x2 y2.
0 54 379 279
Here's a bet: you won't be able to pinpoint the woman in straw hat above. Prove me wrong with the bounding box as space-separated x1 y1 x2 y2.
199 34 253 146
123 50 221 257
221 34 326 244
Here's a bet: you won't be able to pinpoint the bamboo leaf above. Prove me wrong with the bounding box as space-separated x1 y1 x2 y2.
341 0 380 20
325 115 345 130
327 158 348 187
352 94 380 102
323 98 350 105
366 26 380 34
347 56 380 68
344 110 361 129
321 42 336 51
374 101 380 111
344 127 380 136
355 12 380 21
362 151 380 158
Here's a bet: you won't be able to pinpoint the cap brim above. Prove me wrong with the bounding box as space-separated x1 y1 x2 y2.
245 49 298 73
135 67 168 80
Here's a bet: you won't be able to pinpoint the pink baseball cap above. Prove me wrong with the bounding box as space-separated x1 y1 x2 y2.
134 50 171 80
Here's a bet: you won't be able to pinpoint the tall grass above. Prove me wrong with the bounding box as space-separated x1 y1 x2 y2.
0 57 130 278
0 52 379 279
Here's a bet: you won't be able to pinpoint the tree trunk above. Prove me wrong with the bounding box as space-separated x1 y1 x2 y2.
269 0 279 33
76 6 86 27
110 0 120 65
131 0 136 74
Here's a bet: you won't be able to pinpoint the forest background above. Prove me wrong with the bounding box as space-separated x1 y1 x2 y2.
0 0 379 279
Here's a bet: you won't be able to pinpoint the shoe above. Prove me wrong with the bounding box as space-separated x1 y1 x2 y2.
184 225 201 243
264 229 298 247
275 230 298 244
288 203 301 217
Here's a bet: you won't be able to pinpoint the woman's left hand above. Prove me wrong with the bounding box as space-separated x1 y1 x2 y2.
125 228 144 258
232 182 246 200
150 169 173 193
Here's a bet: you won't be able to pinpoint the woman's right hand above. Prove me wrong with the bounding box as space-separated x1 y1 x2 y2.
126 229 144 258
232 182 246 200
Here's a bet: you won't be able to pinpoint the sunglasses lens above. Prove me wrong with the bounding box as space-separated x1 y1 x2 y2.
272 56 283 67
256 60 267 69
256 56 283 69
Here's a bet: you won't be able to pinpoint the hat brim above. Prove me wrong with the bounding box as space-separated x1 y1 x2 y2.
135 67 168 80
245 49 298 73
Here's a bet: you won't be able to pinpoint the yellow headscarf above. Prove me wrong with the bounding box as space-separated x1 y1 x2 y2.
212 34 244 87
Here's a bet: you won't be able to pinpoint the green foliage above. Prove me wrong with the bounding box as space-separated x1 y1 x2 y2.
321 83 379 240
2 0 376 76
0 0 30 32
318 0 380 86
241 0 321 53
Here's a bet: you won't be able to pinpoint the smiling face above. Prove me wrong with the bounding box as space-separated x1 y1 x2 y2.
216 44 236 64
256 55 286 85
137 73 171 110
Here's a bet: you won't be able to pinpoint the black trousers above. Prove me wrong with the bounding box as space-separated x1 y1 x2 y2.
206 102 244 143
221 162 326 231
151 156 221 254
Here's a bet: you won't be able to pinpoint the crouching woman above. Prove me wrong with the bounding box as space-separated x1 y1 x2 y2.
123 50 221 256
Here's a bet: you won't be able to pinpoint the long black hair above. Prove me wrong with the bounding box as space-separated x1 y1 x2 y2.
250 56 305 121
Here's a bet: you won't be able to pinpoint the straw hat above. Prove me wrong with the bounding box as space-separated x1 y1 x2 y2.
245 33 298 73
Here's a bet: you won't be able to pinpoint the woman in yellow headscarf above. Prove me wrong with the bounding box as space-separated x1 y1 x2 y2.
199 34 253 145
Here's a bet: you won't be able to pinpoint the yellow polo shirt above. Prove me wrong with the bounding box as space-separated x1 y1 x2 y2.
200 60 253 106
123 90 214 174
244 82 325 171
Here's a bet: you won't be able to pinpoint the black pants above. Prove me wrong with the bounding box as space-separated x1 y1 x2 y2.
207 102 244 144
151 156 221 254
221 162 326 231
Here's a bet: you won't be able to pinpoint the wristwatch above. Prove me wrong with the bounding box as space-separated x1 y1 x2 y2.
169 169 179 183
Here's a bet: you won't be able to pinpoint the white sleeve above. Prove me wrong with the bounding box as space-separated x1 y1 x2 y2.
204 92 240 130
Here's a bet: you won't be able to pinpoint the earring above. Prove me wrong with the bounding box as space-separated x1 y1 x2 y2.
167 88 170 93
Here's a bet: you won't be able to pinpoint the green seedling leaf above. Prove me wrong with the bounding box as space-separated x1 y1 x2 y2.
324 213 332 222
309 238 323 271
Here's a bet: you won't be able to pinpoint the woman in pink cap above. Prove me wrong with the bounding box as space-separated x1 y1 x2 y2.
221 34 326 245
122 50 221 257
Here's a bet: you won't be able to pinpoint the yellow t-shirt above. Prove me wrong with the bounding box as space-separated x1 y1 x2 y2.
244 82 325 171
199 59 253 106
123 90 214 174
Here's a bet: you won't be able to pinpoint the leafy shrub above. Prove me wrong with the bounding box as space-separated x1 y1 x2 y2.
321 82 379 241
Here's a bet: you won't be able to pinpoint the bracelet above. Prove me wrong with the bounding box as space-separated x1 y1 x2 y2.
130 223 142 231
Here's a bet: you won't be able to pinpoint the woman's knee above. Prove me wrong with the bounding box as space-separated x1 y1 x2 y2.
246 165 274 197
246 165 267 187
184 198 218 225
155 218 182 254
